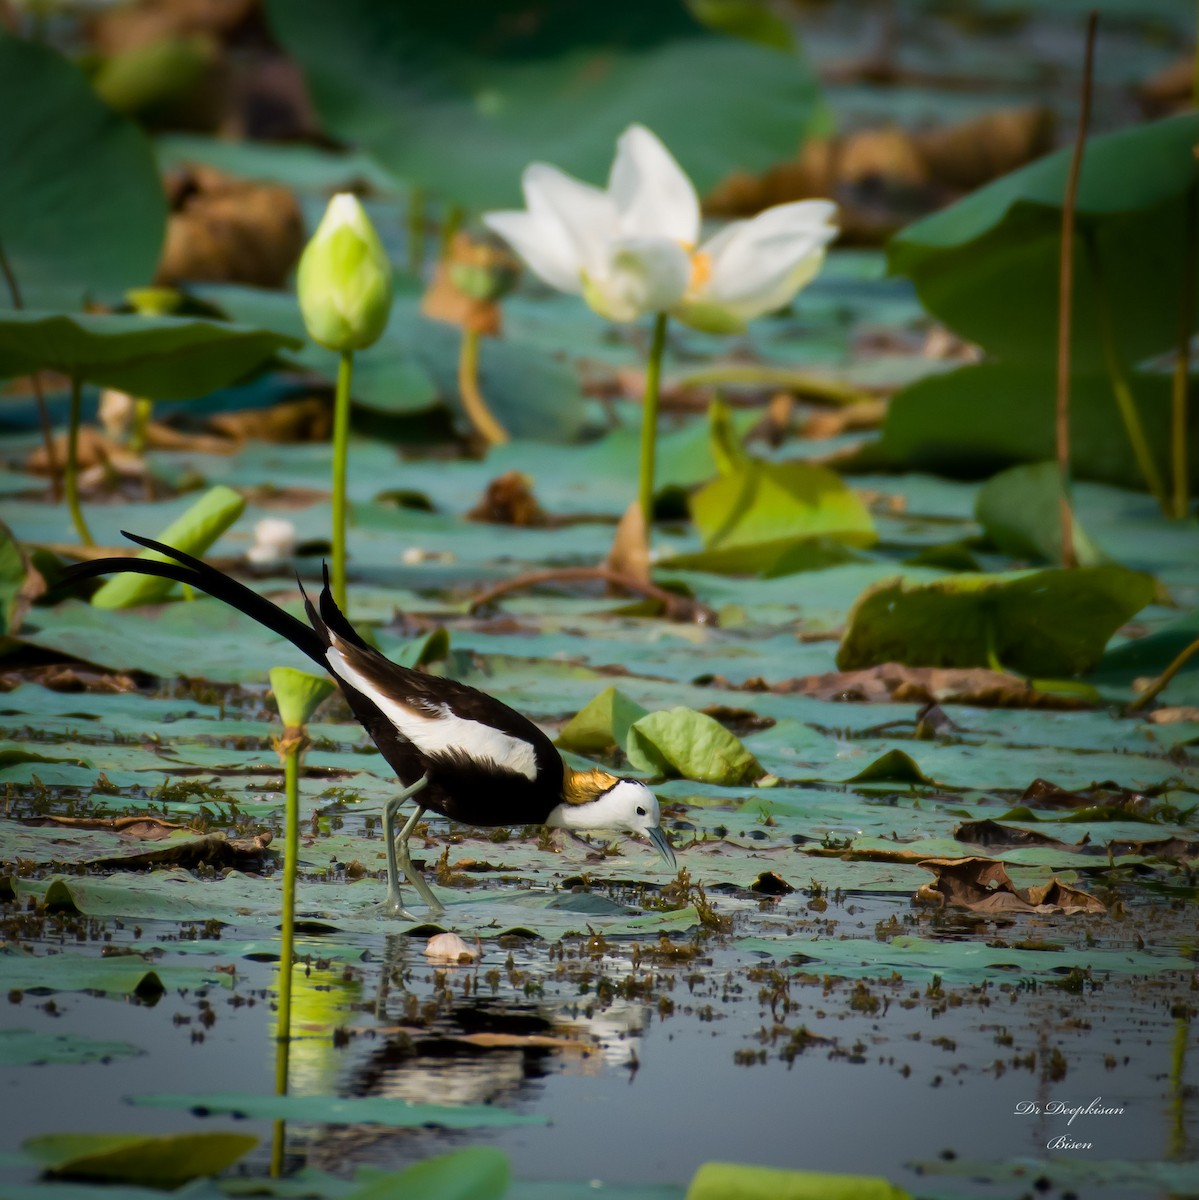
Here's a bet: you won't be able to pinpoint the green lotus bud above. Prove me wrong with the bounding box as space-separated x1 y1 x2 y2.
270 667 335 730
297 194 393 352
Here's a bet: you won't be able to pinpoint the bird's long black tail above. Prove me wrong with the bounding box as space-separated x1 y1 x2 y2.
61 532 327 666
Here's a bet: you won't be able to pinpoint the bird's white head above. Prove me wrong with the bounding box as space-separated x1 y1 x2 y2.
550 773 676 868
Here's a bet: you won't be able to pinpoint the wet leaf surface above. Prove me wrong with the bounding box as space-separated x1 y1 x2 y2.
837 566 1156 675
130 1092 546 1129
23 1132 256 1187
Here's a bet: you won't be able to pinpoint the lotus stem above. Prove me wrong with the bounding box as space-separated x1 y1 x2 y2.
130 398 153 456
439 204 465 258
672 365 871 407
1055 11 1098 570
1169 1009 1189 1159
638 313 669 532
0 237 60 500
279 739 301 1006
331 350 353 614
458 328 509 446
65 376 94 547
408 186 427 276
1128 633 1199 711
271 728 303 1177
1171 185 1196 520
1087 234 1169 513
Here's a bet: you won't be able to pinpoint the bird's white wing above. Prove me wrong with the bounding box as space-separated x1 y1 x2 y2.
326 645 539 780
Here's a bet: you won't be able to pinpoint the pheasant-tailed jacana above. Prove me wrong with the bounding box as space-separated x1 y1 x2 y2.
64 534 676 918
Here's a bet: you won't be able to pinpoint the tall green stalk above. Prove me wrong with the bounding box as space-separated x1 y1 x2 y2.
65 376 94 546
439 204 465 258
1086 235 1169 514
0 237 59 499
266 666 331 1177
1172 186 1196 520
271 728 302 1178
331 351 354 614
408 186 427 276
130 398 154 456
638 313 669 531
1168 1010 1190 1159
1055 13 1098 568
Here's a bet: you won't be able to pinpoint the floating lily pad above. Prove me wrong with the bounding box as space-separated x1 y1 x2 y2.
130 1091 546 1128
837 566 1155 677
0 948 232 996
0 1030 141 1067
686 1162 911 1200
0 312 301 397
23 1132 256 1188
735 933 1191 983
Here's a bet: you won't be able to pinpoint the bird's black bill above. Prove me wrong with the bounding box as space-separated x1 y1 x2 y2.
647 825 677 870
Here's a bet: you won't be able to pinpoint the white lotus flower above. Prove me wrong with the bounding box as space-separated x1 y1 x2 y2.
483 124 837 331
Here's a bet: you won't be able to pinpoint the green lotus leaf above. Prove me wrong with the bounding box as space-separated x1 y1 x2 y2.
23 1132 256 1187
557 687 649 755
626 707 763 785
0 311 300 396
0 35 166 310
837 566 1155 677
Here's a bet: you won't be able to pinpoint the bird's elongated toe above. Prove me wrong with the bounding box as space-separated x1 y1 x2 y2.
375 891 420 921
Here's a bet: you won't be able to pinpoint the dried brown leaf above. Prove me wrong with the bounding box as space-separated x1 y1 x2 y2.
157 166 304 288
604 500 651 587
1020 778 1153 814
206 397 331 444
954 819 1088 855
467 471 548 527
87 829 272 868
24 814 189 841
770 664 1090 709
916 857 1105 915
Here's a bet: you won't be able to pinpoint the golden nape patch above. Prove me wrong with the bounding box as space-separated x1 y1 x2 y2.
562 766 620 806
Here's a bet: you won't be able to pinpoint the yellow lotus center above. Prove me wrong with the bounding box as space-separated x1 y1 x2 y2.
688 250 712 292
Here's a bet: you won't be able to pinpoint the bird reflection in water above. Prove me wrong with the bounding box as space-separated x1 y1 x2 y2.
295 941 650 1172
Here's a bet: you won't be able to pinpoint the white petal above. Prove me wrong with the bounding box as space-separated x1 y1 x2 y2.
483 209 581 294
689 200 838 324
608 124 701 245
582 236 690 323
523 162 618 278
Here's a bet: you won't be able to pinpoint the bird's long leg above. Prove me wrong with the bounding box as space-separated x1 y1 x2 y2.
381 774 430 919
395 801 446 917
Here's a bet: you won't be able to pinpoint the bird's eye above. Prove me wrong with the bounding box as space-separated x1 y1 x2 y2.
636 806 646 816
